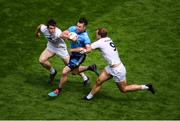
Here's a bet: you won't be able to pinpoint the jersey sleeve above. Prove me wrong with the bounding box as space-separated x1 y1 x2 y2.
91 41 101 49
40 24 47 33
55 28 62 38
68 26 76 32
84 35 91 45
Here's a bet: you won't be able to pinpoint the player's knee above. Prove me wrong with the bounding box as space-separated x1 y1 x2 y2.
72 71 78 75
71 72 76 75
39 58 46 64
119 86 127 93
62 70 68 77
96 78 102 85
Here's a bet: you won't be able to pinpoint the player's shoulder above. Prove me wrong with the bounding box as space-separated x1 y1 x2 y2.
40 24 47 28
80 31 90 39
55 27 62 33
70 25 76 29
54 27 62 37
40 24 47 32
100 37 112 42
68 26 76 32
95 37 111 45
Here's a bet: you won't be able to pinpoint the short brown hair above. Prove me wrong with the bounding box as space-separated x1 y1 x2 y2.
79 17 88 26
97 28 108 37
47 19 56 28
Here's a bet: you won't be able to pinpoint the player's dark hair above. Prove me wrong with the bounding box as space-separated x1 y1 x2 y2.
47 19 56 28
97 28 108 38
79 17 88 26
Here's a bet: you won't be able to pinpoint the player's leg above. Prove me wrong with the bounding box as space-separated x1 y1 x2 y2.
114 64 155 94
48 66 71 97
71 64 100 87
61 56 70 65
116 81 155 94
52 54 70 91
39 49 57 85
72 65 100 76
116 81 142 92
84 69 111 100
56 48 70 66
71 67 90 86
48 54 79 97
39 49 55 70
79 72 89 86
58 66 71 89
68 54 99 76
61 56 89 86
108 63 154 94
67 54 90 86
73 54 89 85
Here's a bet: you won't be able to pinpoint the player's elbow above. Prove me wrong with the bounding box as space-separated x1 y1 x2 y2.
86 48 92 53
96 78 102 85
39 58 46 64
39 60 44 65
85 45 92 53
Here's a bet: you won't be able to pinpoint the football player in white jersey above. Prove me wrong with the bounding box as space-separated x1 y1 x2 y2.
84 28 155 100
35 19 89 86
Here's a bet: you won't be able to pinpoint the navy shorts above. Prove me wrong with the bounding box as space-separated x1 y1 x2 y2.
68 53 86 70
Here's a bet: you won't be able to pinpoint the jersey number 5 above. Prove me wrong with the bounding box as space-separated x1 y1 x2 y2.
110 42 116 51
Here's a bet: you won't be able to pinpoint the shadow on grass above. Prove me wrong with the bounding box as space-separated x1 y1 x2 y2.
19 71 154 104
19 71 52 89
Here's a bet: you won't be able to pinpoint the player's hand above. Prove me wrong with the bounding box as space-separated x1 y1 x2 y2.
79 48 87 54
68 32 77 42
60 31 70 40
35 32 41 39
70 36 78 41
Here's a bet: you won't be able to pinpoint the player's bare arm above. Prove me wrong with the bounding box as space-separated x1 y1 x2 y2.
70 48 83 53
35 24 43 39
60 30 70 40
84 44 91 53
69 35 77 42
70 44 91 54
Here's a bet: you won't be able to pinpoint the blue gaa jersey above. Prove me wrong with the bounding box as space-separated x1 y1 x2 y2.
68 26 91 50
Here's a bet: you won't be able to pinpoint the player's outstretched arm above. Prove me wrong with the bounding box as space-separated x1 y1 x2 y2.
60 30 70 40
70 48 84 53
84 44 92 53
70 44 92 54
35 24 42 39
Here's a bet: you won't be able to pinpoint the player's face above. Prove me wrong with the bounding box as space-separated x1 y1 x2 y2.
48 25 56 34
96 30 101 40
76 22 86 33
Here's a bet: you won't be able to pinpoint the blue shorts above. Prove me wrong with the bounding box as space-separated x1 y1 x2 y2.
68 53 86 70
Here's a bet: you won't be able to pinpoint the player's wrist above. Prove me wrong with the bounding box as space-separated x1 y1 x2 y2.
80 48 87 54
83 48 87 52
69 32 77 39
35 32 40 38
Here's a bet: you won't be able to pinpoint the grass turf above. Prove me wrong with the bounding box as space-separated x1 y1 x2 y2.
0 0 179 119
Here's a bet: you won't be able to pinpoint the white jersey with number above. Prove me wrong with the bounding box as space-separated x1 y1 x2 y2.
40 24 67 48
91 37 121 66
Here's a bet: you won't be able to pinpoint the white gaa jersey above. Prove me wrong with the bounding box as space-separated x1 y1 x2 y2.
40 24 67 48
91 37 121 66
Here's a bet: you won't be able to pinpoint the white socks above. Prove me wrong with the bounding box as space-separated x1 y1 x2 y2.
81 74 88 81
141 85 149 90
86 92 93 99
50 67 55 74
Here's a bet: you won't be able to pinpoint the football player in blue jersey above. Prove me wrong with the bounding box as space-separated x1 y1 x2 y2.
48 17 99 97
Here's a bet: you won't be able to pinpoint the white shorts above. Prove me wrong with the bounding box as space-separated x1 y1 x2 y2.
105 63 126 83
46 43 69 59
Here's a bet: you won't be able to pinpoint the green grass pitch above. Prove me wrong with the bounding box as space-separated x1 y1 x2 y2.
0 0 179 119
